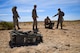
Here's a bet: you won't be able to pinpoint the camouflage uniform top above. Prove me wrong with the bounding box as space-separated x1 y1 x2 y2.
32 8 37 20
12 7 19 18
54 11 64 22
44 17 51 25
55 11 63 19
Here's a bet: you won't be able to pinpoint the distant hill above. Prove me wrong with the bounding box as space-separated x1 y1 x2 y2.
75 20 80 21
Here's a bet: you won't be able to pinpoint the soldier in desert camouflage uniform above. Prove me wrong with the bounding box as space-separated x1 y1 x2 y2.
44 16 51 25
12 6 20 30
32 5 38 30
53 8 64 29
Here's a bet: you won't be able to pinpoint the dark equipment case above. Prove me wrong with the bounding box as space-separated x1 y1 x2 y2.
9 30 43 48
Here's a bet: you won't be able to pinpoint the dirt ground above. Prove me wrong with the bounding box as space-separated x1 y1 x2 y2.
0 21 80 53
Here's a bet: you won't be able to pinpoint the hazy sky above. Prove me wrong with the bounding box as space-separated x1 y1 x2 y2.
0 0 80 22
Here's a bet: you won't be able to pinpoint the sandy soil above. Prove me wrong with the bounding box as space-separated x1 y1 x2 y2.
0 21 80 53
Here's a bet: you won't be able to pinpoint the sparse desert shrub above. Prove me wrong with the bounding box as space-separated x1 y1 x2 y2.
27 22 32 25
0 22 13 30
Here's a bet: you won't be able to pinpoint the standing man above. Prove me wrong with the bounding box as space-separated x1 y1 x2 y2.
53 8 64 29
32 5 38 30
12 6 20 30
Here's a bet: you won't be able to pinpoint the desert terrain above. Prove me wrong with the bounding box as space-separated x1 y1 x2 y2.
0 21 80 53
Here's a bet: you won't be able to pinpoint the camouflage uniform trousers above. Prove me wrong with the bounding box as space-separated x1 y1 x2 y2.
33 18 38 30
57 18 63 29
13 16 19 29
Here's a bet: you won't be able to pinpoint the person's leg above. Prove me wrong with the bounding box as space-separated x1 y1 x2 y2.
16 19 20 29
33 20 35 30
35 19 38 30
13 16 16 30
60 21 63 29
56 20 59 29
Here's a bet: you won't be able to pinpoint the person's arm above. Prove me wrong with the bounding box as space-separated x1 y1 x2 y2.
32 9 34 17
16 11 19 17
35 9 38 18
15 11 20 18
16 11 20 18
53 13 58 17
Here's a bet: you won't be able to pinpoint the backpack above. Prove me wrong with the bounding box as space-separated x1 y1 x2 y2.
61 11 65 16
